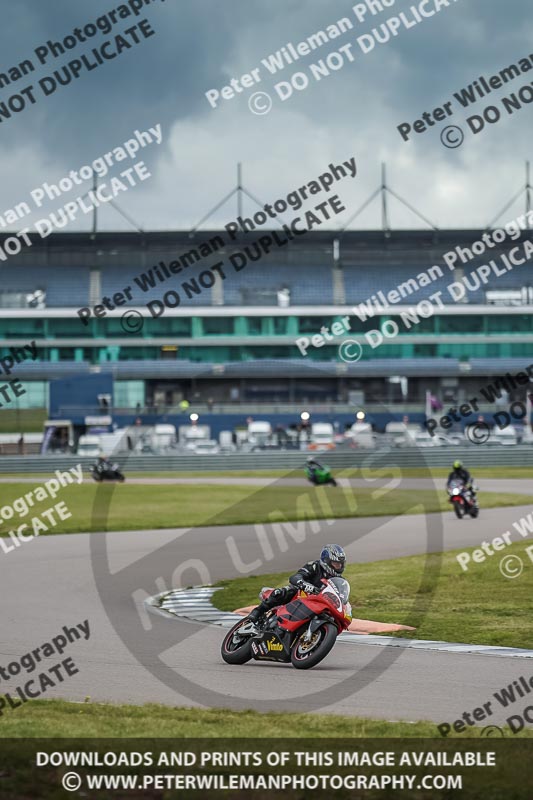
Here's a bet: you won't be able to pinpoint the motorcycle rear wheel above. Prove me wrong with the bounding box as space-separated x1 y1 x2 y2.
291 622 337 670
221 619 253 664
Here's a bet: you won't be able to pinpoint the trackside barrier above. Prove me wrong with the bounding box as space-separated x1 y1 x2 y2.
0 447 532 472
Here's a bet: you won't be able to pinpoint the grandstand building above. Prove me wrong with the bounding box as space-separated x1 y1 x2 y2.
0 228 532 418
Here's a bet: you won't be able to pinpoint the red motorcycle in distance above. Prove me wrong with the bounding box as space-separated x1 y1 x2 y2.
221 577 352 670
447 478 479 519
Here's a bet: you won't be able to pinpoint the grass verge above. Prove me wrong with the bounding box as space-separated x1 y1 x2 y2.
0 483 532 535
1 699 529 738
0 467 531 480
213 539 533 649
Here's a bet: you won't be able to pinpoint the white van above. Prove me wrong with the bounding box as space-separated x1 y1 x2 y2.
309 422 335 451
346 421 375 448
490 427 518 446
247 421 272 447
77 435 101 457
152 424 176 451
385 422 421 447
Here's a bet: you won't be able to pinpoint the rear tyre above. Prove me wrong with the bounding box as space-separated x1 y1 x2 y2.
291 622 337 670
453 503 465 519
470 507 479 518
221 619 254 664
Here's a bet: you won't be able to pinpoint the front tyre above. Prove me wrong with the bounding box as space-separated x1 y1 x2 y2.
453 502 465 519
329 478 338 487
221 619 253 664
291 622 337 670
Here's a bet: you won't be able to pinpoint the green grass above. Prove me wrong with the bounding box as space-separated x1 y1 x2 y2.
1 698 529 738
393 467 533 479
0 467 531 480
0 482 532 535
214 539 533 649
0 408 47 432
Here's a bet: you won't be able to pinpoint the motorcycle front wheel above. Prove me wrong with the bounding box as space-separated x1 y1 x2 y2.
291 622 337 670
453 503 465 519
221 619 253 664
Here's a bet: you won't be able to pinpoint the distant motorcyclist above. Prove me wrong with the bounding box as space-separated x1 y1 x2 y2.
447 460 477 501
95 454 112 473
306 456 324 482
247 545 347 625
447 460 472 487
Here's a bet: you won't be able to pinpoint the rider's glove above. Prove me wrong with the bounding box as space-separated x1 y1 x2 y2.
297 580 317 595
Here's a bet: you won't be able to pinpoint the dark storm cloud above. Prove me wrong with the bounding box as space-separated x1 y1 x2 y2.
0 0 531 229
0 0 241 156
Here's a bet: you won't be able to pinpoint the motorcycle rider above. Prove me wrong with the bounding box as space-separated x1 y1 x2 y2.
94 453 112 474
246 544 347 625
447 460 477 503
306 456 324 484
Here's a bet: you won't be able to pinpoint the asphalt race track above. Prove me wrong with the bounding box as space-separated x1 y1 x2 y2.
1 483 532 727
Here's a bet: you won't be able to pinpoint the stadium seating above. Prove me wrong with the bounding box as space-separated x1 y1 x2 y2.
1 260 529 308
0 266 90 307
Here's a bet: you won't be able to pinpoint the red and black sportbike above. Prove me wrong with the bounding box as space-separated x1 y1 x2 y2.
221 577 352 670
447 478 479 519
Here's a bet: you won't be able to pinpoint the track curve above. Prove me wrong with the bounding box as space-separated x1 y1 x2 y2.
1 488 532 725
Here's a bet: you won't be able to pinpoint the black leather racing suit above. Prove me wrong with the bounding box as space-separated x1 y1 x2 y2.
447 468 476 502
249 560 330 621
447 467 473 488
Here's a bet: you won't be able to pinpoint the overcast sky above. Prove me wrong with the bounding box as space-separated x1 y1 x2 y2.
1 0 532 233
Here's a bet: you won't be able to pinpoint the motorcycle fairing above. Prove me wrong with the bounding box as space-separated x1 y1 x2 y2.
250 631 291 662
